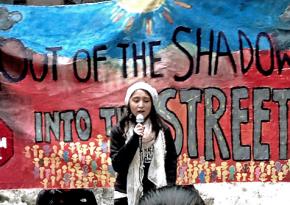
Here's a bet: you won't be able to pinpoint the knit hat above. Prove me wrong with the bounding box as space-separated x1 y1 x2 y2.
124 82 158 106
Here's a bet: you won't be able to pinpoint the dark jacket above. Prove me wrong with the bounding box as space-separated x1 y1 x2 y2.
109 123 177 193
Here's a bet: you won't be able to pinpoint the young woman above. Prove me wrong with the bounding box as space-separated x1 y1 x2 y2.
109 82 177 205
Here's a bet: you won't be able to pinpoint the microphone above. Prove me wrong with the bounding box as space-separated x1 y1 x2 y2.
136 114 144 146
136 114 144 124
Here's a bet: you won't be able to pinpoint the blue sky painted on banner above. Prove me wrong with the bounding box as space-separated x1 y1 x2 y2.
0 0 289 57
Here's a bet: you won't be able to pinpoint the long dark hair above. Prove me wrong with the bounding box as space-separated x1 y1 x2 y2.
119 90 165 135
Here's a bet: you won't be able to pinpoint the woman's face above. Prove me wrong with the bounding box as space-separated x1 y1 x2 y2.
129 89 152 119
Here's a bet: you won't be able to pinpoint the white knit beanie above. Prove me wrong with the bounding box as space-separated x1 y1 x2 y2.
124 82 158 106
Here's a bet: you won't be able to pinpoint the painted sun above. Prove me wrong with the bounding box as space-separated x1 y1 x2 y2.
112 0 192 35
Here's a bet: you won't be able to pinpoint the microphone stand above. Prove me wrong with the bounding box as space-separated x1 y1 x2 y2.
139 135 143 185
136 114 144 197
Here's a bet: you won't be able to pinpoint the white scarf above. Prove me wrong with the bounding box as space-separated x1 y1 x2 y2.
125 120 167 205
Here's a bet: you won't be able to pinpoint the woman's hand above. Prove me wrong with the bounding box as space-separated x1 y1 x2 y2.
134 123 144 136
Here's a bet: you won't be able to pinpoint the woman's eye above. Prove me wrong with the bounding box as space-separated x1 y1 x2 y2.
144 98 150 102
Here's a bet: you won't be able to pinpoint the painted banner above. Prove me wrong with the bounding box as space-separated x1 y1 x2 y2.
0 0 290 189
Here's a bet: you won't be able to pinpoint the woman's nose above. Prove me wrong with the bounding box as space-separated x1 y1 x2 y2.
138 101 144 107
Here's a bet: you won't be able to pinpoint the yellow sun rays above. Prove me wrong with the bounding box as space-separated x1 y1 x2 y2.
114 0 192 35
174 0 192 9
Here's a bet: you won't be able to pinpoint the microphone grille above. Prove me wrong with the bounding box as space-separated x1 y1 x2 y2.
136 114 144 123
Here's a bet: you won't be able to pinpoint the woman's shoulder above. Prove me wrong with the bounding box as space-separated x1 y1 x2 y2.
158 123 173 140
109 123 123 137
159 122 170 132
